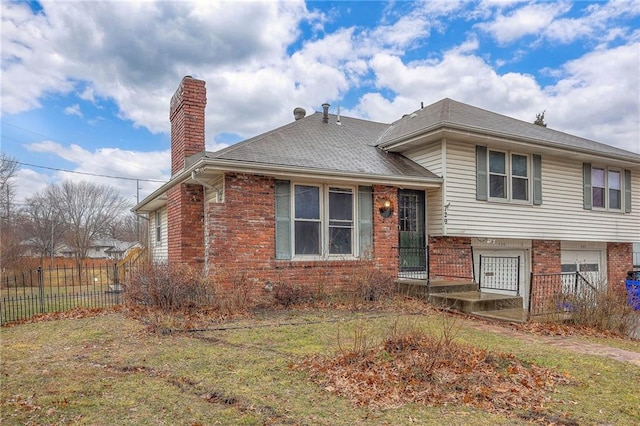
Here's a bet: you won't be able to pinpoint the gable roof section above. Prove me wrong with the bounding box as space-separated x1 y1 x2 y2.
378 98 640 162
201 112 439 179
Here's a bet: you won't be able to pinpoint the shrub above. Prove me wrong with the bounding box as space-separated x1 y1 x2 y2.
272 281 310 307
568 287 639 335
213 269 255 314
349 263 397 302
125 263 214 312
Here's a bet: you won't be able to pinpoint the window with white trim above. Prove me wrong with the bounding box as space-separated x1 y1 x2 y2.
591 167 621 210
294 185 354 256
583 163 631 213
275 181 372 260
488 150 530 202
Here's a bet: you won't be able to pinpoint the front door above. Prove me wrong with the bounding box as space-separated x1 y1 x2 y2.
398 189 425 272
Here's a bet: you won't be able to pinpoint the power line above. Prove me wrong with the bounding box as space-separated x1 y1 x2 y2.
12 160 166 183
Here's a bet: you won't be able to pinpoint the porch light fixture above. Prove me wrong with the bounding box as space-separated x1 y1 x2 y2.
378 198 393 218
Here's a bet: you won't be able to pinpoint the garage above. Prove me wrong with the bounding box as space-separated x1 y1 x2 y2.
560 243 606 290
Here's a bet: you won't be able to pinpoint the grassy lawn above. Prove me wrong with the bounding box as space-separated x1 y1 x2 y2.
1 305 639 425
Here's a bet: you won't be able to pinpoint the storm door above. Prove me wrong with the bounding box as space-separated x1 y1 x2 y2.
398 189 426 272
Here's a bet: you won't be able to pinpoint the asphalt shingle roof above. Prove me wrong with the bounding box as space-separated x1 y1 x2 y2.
379 98 640 160
205 112 440 179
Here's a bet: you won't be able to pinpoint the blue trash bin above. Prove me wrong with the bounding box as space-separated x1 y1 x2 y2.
626 271 640 311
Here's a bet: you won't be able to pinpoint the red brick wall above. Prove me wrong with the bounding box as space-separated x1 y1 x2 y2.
607 242 632 293
169 76 206 175
372 185 399 277
427 236 473 281
167 76 207 267
530 240 561 314
167 183 204 268
531 240 561 275
205 174 399 293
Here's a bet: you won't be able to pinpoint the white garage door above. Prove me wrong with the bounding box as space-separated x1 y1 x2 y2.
561 250 605 290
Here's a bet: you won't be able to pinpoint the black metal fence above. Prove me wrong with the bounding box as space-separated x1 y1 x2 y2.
478 255 520 295
397 246 428 280
0 263 142 325
396 245 475 282
528 271 596 317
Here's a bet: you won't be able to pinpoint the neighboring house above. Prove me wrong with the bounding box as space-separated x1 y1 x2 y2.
134 77 640 309
57 239 138 260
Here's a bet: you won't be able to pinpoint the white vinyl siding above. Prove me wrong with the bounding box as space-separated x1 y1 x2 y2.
407 142 444 235
150 207 168 262
426 188 443 235
415 140 639 242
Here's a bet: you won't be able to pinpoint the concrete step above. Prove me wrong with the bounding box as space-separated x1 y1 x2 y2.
429 291 523 313
430 280 478 294
470 308 527 323
397 279 477 299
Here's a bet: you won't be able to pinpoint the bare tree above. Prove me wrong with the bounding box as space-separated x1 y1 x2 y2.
0 153 26 273
21 192 67 267
106 212 141 242
0 153 19 223
47 181 132 268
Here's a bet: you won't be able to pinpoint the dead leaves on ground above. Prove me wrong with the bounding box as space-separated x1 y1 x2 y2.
293 330 572 418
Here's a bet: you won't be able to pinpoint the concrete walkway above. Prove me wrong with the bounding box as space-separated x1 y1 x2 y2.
469 321 640 367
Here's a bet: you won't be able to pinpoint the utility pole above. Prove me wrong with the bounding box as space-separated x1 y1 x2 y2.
136 179 140 243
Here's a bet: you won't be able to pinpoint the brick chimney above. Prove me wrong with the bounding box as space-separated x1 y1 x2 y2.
167 76 206 268
170 76 206 175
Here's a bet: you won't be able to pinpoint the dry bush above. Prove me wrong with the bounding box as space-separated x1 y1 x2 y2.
125 263 214 312
272 281 310 307
568 286 639 335
348 263 397 302
214 269 254 315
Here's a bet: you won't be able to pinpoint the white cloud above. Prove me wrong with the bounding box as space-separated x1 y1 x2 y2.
24 141 171 200
14 168 53 204
1 0 309 134
63 104 82 118
543 42 640 153
477 1 572 44
353 37 639 153
2 0 639 188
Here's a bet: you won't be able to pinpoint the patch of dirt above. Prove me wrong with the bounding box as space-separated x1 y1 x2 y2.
292 329 574 420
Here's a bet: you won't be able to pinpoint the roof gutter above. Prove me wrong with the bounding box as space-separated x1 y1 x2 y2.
133 157 443 213
380 122 640 164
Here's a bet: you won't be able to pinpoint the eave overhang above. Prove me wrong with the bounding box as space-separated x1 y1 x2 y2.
133 157 443 213
379 122 640 168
